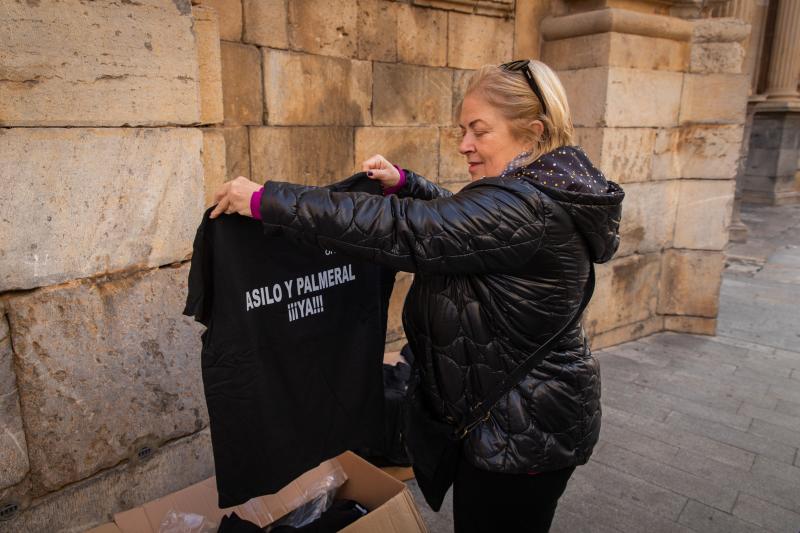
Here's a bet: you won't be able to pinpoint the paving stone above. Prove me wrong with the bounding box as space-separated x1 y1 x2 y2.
599 420 680 464
5 265 206 494
0 0 200 127
664 411 796 465
373 63 452 126
732 493 800 533
263 50 371 126
593 443 738 512
776 399 800 419
678 500 762 533
0 128 204 291
551 508 622 533
739 402 800 433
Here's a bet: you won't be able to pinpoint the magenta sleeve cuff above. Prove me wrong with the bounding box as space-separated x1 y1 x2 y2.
250 187 264 220
382 166 406 196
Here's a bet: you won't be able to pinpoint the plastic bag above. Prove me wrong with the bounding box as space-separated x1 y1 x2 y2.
265 461 347 531
158 510 218 533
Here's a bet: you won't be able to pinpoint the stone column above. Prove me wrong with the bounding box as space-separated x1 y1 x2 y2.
742 1 800 205
764 0 800 101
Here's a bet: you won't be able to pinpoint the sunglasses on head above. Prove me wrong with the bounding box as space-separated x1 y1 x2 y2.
500 60 547 116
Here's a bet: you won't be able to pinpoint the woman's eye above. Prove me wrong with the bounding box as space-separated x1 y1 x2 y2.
474 131 487 138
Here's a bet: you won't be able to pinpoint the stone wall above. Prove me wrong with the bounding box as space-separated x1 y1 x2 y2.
0 0 748 530
541 5 749 348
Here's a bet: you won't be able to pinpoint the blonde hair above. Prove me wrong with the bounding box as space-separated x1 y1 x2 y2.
462 60 574 165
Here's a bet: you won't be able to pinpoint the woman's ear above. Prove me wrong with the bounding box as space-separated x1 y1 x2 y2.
531 120 544 140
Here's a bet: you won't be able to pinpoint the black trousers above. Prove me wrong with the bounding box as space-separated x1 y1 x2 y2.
452 456 575 533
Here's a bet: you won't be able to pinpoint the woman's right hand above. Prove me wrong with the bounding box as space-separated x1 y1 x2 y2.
362 154 401 190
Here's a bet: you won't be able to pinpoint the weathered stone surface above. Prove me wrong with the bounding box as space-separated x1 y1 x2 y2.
355 127 439 179
0 305 29 491
543 32 689 71
658 250 725 317
0 0 200 127
5 265 207 495
673 179 735 251
202 129 228 208
4 430 213 533
386 272 413 349
680 74 748 125
690 42 745 74
573 127 657 184
663 315 717 335
250 127 355 186
288 0 358 58
691 17 750 44
263 50 371 126
653 125 744 180
194 6 224 125
373 63 452 126
559 67 683 128
584 253 661 335
447 12 514 70
357 0 398 62
397 4 447 67
0 128 204 291
590 315 664 350
242 0 289 49
195 0 243 41
438 127 470 183
413 0 515 17
617 180 679 258
221 42 263 126
452 69 475 124
219 126 252 180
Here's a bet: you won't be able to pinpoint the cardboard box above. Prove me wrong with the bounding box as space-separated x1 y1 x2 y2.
88 451 427 533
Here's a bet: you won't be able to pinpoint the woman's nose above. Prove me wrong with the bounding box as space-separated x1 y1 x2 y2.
459 136 473 155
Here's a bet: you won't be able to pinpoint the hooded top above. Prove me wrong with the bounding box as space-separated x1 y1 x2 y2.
259 145 624 473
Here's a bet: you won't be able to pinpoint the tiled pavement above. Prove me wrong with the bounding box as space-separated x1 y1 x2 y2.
407 203 800 532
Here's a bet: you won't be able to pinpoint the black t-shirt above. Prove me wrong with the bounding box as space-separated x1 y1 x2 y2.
184 175 395 508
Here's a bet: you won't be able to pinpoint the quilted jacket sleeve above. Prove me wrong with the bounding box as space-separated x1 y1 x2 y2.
395 170 454 201
260 179 548 275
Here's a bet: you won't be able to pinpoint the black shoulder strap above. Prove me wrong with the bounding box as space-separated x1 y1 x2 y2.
456 262 596 438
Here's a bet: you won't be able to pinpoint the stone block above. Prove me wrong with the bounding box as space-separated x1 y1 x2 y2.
413 0 515 17
680 74 748 125
673 179 735 251
584 253 661 335
397 4 447 67
690 42 744 74
447 12 514 70
250 127 355 186
219 126 252 179
221 42 263 126
439 127 471 183
574 127 657 184
242 0 288 49
202 129 228 208
658 249 725 317
616 180 679 258
590 316 664 351
3 431 212 533
357 0 398 62
5 265 207 494
653 125 744 180
543 32 689 72
0 308 29 491
373 63 452 126
664 315 717 335
691 17 750 44
263 50 371 126
0 0 200 127
0 128 204 292
386 272 413 348
193 6 225 125
355 127 439 180
288 0 358 58
452 69 475 124
195 0 243 41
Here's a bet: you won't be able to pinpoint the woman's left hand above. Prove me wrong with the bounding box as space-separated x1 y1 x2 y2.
210 176 262 219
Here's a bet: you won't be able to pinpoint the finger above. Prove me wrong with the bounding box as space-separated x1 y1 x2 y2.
213 182 230 204
367 168 396 181
210 196 229 219
361 154 388 172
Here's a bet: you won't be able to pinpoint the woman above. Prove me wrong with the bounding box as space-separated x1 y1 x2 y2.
211 59 624 532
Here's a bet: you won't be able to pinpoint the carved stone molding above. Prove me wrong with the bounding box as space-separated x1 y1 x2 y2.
542 7 693 42
412 0 515 18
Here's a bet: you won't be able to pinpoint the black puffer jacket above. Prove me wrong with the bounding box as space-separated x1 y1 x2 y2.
260 146 624 473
